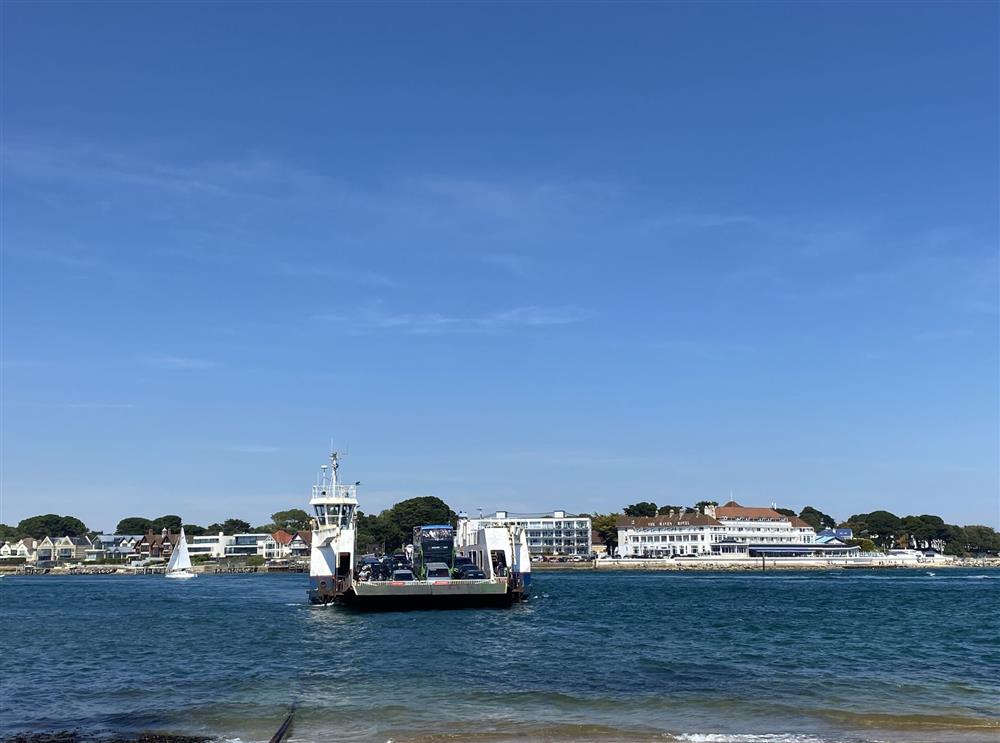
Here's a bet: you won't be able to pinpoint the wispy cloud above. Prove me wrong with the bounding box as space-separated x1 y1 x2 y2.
274 262 398 288
314 304 591 334
143 355 218 370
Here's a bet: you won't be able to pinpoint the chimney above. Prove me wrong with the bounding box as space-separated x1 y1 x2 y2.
703 503 717 518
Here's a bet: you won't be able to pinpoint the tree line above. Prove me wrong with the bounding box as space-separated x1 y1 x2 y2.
589 501 999 557
0 508 315 541
0 498 456 553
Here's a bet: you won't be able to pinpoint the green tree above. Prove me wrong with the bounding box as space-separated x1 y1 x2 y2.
963 525 1000 554
377 496 456 551
221 518 251 534
847 537 878 552
0 523 23 541
656 504 684 515
864 510 901 548
900 514 946 549
694 500 718 513
624 502 657 517
942 525 969 556
270 508 312 533
774 508 796 517
17 514 88 538
116 517 153 534
591 513 620 554
182 524 208 536
151 515 182 532
798 506 836 531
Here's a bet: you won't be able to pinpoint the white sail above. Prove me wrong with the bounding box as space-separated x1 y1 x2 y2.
166 527 193 573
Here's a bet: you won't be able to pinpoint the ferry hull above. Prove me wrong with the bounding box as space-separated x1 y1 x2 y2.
308 578 526 611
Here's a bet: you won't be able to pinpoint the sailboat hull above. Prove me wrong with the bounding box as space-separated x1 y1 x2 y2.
165 571 196 579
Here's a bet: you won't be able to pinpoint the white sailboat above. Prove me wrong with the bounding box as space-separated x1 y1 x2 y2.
165 526 196 579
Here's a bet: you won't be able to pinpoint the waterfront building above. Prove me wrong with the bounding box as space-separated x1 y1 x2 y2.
617 511 723 557
0 538 36 561
289 531 311 557
463 510 592 556
133 529 181 561
616 501 849 558
54 536 92 561
6 538 37 562
35 536 57 562
818 527 854 541
86 535 141 562
261 530 294 559
225 533 269 557
591 530 608 556
187 531 292 560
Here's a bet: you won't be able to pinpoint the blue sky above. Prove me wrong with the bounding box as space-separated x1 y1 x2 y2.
2 2 997 531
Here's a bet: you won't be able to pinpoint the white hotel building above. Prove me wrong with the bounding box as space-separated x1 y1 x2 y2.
617 501 822 558
464 510 593 556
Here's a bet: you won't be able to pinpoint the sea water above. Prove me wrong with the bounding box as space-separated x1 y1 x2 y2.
0 569 997 743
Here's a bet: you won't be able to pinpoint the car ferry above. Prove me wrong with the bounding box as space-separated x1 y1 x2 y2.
306 450 530 610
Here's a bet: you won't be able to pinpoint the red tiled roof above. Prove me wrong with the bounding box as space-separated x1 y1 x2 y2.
272 530 294 545
715 502 785 520
788 516 815 530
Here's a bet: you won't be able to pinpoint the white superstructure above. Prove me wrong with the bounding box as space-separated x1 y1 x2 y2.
308 451 358 597
454 512 531 582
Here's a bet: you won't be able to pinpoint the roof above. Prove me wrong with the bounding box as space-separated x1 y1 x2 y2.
591 530 606 545
617 512 722 528
293 531 312 546
788 516 815 530
715 501 786 521
272 530 294 545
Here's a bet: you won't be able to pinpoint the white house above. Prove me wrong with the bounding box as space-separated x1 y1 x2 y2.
261 530 294 559
186 532 273 559
463 510 592 556
0 537 36 561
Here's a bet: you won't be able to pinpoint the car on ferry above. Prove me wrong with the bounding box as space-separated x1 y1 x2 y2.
455 564 487 580
425 562 452 582
391 569 416 582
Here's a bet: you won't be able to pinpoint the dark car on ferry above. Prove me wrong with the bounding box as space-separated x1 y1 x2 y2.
455 564 487 580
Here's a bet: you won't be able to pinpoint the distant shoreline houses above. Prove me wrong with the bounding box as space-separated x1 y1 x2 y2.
0 528 313 565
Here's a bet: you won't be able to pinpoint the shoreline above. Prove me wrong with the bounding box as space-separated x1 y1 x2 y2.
3 559 998 576
534 557 1000 571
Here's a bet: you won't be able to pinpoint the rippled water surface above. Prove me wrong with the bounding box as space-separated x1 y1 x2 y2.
1 569 998 743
